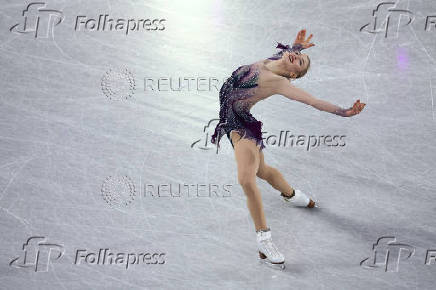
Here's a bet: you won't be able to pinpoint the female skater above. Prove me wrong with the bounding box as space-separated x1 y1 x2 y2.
211 29 365 268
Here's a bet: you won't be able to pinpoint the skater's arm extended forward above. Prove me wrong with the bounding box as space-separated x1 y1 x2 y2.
274 79 365 117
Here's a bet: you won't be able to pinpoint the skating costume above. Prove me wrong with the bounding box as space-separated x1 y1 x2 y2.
210 64 264 150
210 42 304 151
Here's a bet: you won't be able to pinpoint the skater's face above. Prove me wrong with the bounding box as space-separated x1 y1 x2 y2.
283 51 310 79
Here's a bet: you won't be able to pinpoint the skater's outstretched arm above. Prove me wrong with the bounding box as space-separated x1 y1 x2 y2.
274 79 366 117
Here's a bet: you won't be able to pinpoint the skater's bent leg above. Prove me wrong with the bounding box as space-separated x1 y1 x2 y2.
256 151 295 197
232 132 267 231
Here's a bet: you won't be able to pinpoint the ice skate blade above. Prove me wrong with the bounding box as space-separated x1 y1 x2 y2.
258 252 286 270
258 258 286 270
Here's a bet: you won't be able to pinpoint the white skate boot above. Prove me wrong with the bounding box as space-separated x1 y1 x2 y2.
281 189 316 208
256 228 285 270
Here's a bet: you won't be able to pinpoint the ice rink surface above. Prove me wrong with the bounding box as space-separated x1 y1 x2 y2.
1 0 435 289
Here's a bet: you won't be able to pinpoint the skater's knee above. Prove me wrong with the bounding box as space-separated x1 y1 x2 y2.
238 174 257 191
256 166 268 179
256 166 278 181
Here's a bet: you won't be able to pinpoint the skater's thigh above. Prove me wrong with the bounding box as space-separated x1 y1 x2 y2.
233 135 260 184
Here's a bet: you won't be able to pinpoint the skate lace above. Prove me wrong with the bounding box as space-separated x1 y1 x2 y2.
281 191 295 202
261 237 280 258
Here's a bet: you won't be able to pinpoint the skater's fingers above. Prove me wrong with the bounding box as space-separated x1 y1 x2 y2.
306 34 313 42
298 29 305 41
354 104 360 114
355 104 365 114
296 30 303 40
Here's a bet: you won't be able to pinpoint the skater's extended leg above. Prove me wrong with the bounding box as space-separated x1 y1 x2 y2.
231 131 267 231
256 151 294 197
256 151 316 208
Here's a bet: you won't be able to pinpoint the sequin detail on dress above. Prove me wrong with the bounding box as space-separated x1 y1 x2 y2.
210 64 265 150
210 42 303 151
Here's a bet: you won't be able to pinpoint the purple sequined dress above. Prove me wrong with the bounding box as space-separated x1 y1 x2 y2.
210 43 303 151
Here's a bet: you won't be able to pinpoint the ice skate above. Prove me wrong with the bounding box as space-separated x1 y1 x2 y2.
256 228 285 270
281 189 317 208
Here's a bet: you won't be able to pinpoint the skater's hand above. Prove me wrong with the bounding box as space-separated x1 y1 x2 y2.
343 100 366 117
293 29 315 49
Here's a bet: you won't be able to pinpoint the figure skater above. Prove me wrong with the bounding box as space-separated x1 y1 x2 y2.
211 29 365 268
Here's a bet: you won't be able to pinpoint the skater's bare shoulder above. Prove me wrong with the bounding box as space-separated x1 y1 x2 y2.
256 60 289 90
272 77 309 101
